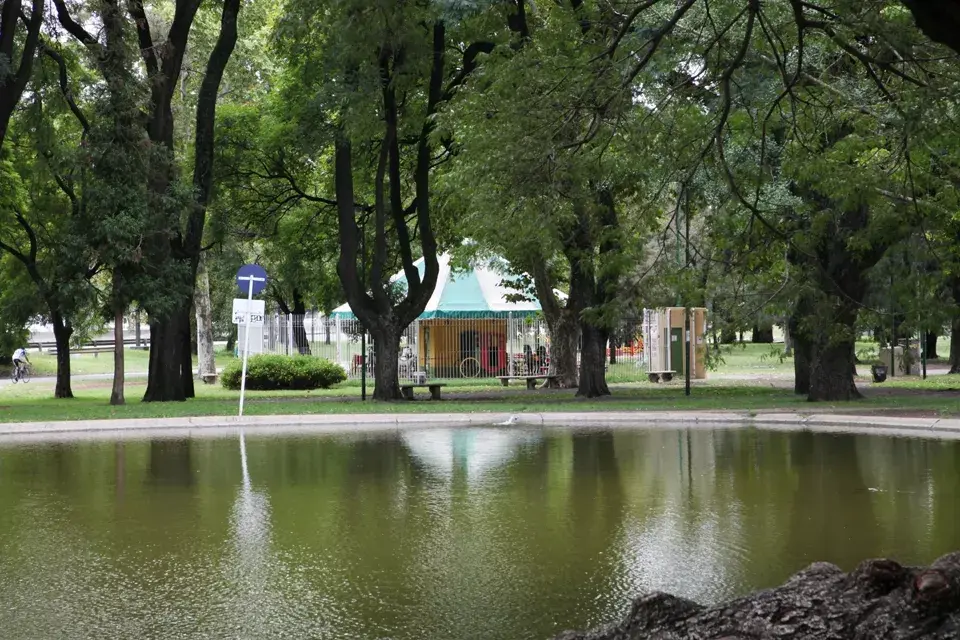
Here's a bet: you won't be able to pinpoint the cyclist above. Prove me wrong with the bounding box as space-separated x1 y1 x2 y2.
12 346 29 382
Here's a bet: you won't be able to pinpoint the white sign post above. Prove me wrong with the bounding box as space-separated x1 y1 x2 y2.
235 265 268 417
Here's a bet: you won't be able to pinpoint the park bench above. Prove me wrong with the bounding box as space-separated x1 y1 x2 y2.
399 383 447 400
647 370 675 383
497 375 557 390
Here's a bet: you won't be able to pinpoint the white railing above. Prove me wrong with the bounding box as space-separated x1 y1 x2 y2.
261 312 646 382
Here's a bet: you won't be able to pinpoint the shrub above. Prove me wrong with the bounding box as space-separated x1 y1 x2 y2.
221 354 347 391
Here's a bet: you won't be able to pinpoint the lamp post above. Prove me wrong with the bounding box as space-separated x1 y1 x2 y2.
360 214 367 402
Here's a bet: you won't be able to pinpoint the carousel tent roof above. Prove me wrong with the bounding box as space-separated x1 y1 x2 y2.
331 253 549 319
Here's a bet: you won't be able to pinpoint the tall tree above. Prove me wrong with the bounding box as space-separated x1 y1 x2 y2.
0 0 43 150
276 0 517 400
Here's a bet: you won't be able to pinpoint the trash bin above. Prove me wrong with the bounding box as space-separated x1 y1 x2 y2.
871 363 887 383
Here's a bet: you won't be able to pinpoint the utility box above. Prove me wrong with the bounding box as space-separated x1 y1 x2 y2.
642 307 707 382
878 345 920 376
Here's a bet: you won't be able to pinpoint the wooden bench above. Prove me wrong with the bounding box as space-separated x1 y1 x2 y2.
497 375 557 390
400 383 447 400
647 370 676 383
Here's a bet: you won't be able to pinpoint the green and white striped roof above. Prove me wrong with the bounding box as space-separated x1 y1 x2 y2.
331 253 545 319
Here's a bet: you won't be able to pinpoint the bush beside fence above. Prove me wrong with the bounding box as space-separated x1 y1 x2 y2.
221 355 347 391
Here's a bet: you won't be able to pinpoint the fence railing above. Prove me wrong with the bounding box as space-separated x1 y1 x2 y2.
260 312 646 382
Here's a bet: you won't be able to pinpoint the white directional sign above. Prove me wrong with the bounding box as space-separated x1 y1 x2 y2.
232 298 266 326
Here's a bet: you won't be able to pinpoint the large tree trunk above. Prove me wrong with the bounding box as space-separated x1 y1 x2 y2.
291 291 311 355
808 336 861 401
554 553 960 640
790 298 811 395
783 318 793 356
577 323 610 398
752 322 774 343
950 313 960 374
545 309 580 388
143 313 188 402
51 312 73 399
370 324 401 401
926 329 940 360
110 307 125 405
902 0 960 54
194 255 217 382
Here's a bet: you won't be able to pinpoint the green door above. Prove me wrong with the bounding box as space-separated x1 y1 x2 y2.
670 328 683 373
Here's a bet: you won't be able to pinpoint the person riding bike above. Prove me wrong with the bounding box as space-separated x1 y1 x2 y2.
12 346 29 382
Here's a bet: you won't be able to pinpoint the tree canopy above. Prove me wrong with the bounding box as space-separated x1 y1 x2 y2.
2 0 960 401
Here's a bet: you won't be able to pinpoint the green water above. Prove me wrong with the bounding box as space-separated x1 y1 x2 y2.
0 426 958 639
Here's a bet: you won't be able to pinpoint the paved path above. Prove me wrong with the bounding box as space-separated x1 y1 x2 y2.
1 410 959 443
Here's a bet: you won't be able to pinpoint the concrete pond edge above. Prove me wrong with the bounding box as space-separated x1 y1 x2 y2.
1 410 959 443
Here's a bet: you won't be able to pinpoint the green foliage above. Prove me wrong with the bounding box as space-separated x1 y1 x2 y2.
220 354 347 390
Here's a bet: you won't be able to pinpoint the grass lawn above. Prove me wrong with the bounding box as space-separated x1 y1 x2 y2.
2 375 960 423
2 340 959 423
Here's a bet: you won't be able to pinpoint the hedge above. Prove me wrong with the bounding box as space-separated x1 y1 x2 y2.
221 354 347 391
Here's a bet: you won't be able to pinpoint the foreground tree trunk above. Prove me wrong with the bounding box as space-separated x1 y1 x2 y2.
902 0 960 55
790 295 812 396
144 313 189 402
111 307 125 406
195 255 217 382
555 553 960 640
577 324 610 398
537 303 580 388
51 312 73 399
809 336 861 401
371 325 401 400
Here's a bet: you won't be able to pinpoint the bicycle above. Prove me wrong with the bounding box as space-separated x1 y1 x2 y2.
10 363 30 384
459 356 481 378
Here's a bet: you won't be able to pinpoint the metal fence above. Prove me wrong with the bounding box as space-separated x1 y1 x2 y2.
260 312 646 382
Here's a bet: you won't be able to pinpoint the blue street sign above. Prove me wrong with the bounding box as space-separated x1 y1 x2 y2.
236 264 268 296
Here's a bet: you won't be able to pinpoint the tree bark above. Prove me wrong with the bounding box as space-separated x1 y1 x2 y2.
926 329 940 360
195 254 217 382
901 0 960 54
950 314 960 374
790 298 811 396
608 335 617 365
110 307 125 405
577 323 610 398
371 325 401 401
554 553 960 640
144 313 188 402
544 309 579 388
51 312 73 399
0 0 44 151
808 335 861 401
291 290 311 355
752 322 774 343
783 318 793 356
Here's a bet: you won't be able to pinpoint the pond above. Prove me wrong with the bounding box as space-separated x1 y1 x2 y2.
0 425 958 639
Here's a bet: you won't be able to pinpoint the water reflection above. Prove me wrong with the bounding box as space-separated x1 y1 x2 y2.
401 427 541 483
0 427 958 640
